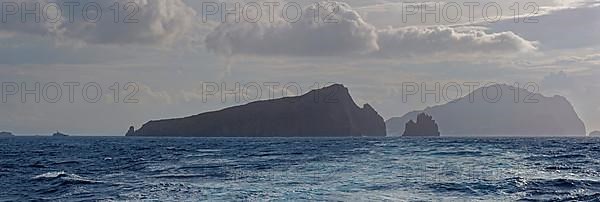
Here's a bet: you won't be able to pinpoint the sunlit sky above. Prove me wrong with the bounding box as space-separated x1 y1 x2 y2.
1 0 599 135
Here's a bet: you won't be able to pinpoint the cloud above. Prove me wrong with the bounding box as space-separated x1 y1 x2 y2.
205 1 379 56
205 1 536 58
0 0 196 46
490 5 600 50
541 71 574 90
376 26 537 57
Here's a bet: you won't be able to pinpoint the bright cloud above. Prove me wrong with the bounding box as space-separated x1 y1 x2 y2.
205 1 379 56
377 26 537 57
205 1 537 58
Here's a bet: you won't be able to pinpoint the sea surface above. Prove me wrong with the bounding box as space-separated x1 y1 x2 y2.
1 137 600 201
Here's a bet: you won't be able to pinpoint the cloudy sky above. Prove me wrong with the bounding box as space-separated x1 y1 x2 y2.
1 0 599 135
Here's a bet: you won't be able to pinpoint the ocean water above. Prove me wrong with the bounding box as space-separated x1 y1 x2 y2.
1 137 600 201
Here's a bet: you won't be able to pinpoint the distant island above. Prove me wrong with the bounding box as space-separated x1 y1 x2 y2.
387 84 586 136
590 131 600 137
52 132 69 137
127 84 386 137
403 113 440 137
0 131 14 137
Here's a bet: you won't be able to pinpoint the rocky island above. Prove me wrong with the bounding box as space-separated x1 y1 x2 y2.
0 131 14 137
403 113 440 137
590 131 600 137
387 84 586 136
127 84 386 137
52 132 69 137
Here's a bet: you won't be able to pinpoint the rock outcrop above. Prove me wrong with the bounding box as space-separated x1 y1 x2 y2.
52 132 69 137
403 113 440 136
0 131 14 137
127 84 386 137
125 126 135 136
387 84 586 136
590 131 600 137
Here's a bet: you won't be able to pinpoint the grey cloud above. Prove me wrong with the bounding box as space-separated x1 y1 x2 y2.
205 1 379 56
205 1 537 58
541 71 574 90
490 5 600 50
0 0 196 46
377 26 537 57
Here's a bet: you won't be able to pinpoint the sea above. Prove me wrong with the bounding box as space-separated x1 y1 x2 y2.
1 137 600 201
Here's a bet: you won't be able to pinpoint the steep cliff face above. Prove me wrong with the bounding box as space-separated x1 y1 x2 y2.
387 84 586 136
403 113 440 137
128 84 386 137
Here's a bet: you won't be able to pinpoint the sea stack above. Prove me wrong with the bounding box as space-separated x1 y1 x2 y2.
127 84 386 137
403 113 440 137
126 126 135 136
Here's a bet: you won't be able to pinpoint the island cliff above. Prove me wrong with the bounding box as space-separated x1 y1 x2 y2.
403 113 440 137
127 84 386 137
387 84 586 136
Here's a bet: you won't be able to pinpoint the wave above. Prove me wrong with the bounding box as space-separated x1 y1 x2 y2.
426 182 480 195
32 171 100 185
508 178 600 201
521 193 600 201
5 137 600 201
544 166 582 170
27 162 48 168
527 178 600 189
196 149 222 152
32 171 71 179
151 174 209 179
166 147 193 152
524 154 588 161
49 160 81 165
428 151 490 157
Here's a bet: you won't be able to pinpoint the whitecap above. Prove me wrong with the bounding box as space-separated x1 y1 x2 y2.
32 171 70 179
32 171 100 184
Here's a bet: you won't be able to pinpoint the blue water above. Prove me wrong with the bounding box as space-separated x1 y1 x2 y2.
2 137 600 201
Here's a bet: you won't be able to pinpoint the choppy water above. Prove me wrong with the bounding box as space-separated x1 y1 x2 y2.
2 137 600 201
